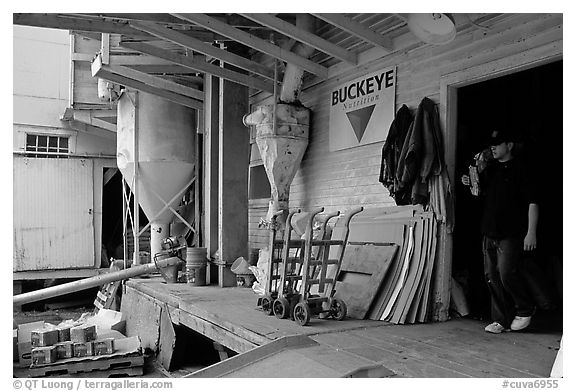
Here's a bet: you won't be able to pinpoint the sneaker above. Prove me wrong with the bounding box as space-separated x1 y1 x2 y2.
511 316 531 331
484 322 510 334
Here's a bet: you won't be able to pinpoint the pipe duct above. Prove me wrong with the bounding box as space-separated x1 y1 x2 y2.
244 15 314 225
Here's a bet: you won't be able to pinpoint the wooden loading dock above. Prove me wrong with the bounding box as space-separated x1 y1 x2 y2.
122 278 560 377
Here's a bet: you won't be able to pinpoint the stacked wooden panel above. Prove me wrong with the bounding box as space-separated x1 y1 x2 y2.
331 206 439 323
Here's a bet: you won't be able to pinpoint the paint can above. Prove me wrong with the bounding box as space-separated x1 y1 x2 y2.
186 247 207 286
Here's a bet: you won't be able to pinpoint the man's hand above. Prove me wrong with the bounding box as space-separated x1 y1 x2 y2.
461 174 470 186
524 231 537 251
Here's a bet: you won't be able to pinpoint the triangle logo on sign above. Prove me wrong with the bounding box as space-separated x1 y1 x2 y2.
345 104 376 142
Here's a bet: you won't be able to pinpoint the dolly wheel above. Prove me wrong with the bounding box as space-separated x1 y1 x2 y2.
273 297 290 319
293 302 311 326
330 299 347 321
261 295 274 316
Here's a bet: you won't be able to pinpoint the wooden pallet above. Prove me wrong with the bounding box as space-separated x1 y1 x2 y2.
22 366 144 378
26 355 144 377
67 366 143 378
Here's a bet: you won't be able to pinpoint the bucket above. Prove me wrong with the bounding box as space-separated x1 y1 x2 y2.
186 247 207 286
186 247 207 264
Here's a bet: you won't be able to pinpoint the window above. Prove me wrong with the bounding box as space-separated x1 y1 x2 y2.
25 134 69 158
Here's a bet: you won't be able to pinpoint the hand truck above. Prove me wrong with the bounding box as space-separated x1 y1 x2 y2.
257 209 303 315
270 209 308 319
289 206 364 326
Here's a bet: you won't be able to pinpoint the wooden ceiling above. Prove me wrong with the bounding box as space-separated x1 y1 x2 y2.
13 13 497 114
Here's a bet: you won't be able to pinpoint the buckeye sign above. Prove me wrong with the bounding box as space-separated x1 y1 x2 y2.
329 67 396 152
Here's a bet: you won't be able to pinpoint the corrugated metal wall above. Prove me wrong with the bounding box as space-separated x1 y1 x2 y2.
13 157 95 271
248 13 562 250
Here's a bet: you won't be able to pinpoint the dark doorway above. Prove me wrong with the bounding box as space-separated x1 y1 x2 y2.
102 168 123 265
454 60 562 326
102 168 150 263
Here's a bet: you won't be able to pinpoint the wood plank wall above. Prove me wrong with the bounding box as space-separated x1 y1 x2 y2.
248 13 562 251
73 34 102 106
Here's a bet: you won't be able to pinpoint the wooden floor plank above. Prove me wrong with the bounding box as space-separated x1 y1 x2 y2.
419 334 554 377
311 331 471 377
349 328 536 378
350 321 559 377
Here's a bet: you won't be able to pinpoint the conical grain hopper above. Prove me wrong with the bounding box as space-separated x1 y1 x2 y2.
117 91 195 258
243 103 309 224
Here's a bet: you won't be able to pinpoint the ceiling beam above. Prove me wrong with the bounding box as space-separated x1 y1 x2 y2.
109 55 175 66
13 13 146 37
128 64 200 75
106 64 205 101
129 20 275 81
78 13 264 29
240 13 357 65
92 54 204 111
171 13 329 79
312 13 393 52
119 41 275 93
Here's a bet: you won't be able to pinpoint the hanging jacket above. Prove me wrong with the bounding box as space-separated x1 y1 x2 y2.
419 97 445 181
379 104 413 202
396 97 445 205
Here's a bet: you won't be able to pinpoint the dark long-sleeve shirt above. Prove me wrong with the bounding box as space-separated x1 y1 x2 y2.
480 157 538 239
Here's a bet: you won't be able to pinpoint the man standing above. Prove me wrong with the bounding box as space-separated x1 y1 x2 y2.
462 129 538 333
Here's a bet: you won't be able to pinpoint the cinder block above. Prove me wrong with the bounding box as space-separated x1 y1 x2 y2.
73 341 94 357
54 341 75 359
31 329 59 347
31 346 57 365
57 326 71 342
94 338 115 355
70 324 97 343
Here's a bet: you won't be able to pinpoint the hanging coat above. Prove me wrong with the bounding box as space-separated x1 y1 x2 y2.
379 104 413 202
396 97 445 205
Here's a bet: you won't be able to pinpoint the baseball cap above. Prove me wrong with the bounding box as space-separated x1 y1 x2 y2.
488 129 519 146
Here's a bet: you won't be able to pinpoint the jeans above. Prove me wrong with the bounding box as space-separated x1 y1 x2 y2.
483 236 534 328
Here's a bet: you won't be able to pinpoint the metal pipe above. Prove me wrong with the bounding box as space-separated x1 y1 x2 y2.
69 33 75 108
122 178 128 272
133 92 140 265
13 257 181 306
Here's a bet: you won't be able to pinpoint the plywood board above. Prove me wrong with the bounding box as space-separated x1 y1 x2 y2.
334 243 398 319
367 224 409 320
406 215 435 323
396 217 429 324
158 304 176 371
120 286 161 352
380 223 416 320
417 216 438 322
386 220 424 322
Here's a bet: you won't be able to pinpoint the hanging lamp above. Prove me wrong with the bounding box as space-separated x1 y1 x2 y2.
407 13 457 45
